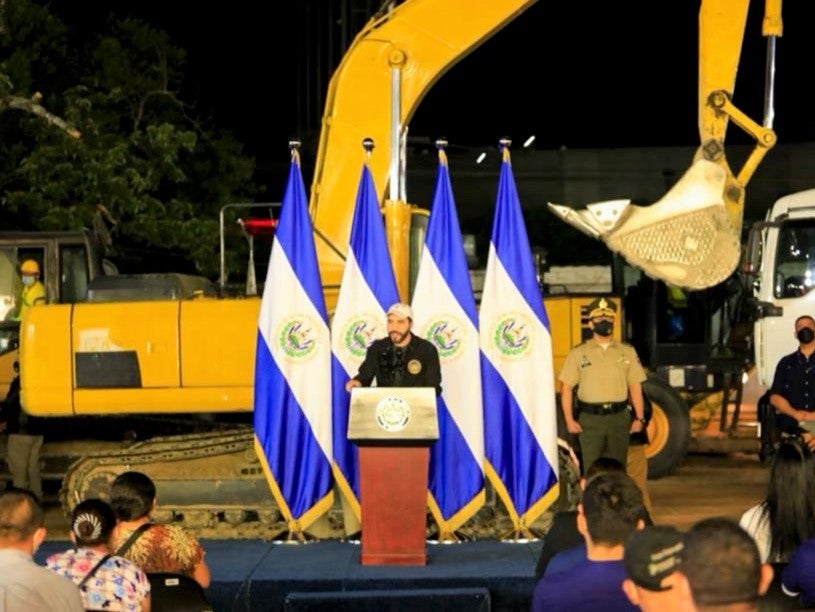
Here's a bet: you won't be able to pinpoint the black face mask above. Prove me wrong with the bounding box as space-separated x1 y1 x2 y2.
593 320 614 337
798 328 815 344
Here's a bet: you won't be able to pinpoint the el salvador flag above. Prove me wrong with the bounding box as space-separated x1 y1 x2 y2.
330 162 399 522
411 147 485 540
479 145 559 537
254 148 334 537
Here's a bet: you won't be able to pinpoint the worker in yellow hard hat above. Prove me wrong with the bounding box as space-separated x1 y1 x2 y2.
11 259 46 321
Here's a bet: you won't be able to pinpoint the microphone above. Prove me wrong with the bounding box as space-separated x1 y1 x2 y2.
379 344 404 385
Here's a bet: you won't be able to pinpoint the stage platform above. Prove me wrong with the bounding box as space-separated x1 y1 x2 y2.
37 538 542 611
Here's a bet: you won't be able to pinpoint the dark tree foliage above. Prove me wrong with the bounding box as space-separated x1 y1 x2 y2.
0 0 260 278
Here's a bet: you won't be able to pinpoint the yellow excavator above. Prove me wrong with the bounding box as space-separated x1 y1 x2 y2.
16 0 546 539
9 0 781 538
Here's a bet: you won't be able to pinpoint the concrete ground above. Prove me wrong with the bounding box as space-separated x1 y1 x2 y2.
648 451 766 531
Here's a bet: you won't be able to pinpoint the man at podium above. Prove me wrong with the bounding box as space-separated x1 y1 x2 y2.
345 302 442 396
344 303 441 565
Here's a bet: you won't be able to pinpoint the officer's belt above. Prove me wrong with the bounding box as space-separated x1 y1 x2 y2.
577 400 628 415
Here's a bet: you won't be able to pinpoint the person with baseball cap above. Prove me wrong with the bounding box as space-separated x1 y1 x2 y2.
624 518 775 612
345 302 441 395
559 296 647 475
622 525 686 611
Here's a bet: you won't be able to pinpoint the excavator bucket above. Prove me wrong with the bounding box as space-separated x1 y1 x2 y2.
547 159 741 290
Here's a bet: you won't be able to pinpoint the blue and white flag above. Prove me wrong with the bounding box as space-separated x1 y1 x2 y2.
479 146 559 537
330 162 399 520
412 149 484 539
254 149 334 537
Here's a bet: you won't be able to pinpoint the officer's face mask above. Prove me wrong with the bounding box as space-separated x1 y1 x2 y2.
797 327 815 344
593 319 614 337
21 275 35 287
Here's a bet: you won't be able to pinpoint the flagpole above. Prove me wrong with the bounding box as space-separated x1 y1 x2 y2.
362 137 374 159
411 138 486 542
480 137 560 540
330 139 401 537
254 139 335 543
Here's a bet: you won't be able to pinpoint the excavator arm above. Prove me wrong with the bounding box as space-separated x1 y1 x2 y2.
309 0 537 306
548 0 782 290
19 0 540 419
697 0 780 223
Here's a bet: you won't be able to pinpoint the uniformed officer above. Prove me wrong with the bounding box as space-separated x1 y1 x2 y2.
345 302 442 396
559 297 647 475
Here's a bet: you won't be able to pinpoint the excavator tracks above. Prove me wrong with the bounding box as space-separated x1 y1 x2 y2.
60 428 288 540
60 430 581 541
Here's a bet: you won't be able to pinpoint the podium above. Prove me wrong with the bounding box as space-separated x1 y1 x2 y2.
348 387 439 566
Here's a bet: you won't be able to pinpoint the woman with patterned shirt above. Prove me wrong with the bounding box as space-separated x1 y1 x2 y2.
47 498 151 611
108 471 211 589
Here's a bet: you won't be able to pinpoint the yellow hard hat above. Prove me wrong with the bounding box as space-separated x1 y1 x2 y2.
20 259 39 275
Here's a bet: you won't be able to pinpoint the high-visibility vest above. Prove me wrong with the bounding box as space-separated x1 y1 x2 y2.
14 281 46 321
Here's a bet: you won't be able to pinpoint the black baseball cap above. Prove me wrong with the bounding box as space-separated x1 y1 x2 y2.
624 525 684 591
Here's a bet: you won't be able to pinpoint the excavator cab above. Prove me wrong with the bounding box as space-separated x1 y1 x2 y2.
0 230 111 400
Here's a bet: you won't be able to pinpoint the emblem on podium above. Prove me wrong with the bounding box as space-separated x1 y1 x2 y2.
375 396 411 432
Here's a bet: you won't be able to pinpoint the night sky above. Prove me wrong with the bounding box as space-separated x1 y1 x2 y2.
32 0 815 272
51 1 815 160
40 0 815 230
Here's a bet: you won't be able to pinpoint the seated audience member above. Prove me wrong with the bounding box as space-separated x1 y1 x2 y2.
622 525 685 612
46 498 151 611
0 488 84 611
677 516 774 611
530 471 646 612
739 440 815 562
109 471 211 589
781 537 815 607
536 456 653 579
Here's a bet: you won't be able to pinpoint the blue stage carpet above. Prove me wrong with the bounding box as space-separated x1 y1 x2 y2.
38 539 542 611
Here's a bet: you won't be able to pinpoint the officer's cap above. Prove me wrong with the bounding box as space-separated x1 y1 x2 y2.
587 297 617 319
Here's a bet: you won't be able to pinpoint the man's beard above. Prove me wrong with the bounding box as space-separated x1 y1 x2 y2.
390 330 409 344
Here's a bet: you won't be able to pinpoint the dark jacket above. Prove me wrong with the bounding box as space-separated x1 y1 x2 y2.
534 506 654 579
354 334 442 396
770 349 815 434
0 375 43 435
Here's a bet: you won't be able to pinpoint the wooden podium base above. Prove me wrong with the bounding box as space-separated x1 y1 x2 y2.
358 445 429 566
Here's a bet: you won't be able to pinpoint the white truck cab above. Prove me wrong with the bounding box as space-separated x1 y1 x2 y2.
748 189 815 387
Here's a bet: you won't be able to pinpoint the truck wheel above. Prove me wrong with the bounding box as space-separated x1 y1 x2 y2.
644 377 690 479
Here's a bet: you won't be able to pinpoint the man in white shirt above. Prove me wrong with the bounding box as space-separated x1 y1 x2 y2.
0 488 84 611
